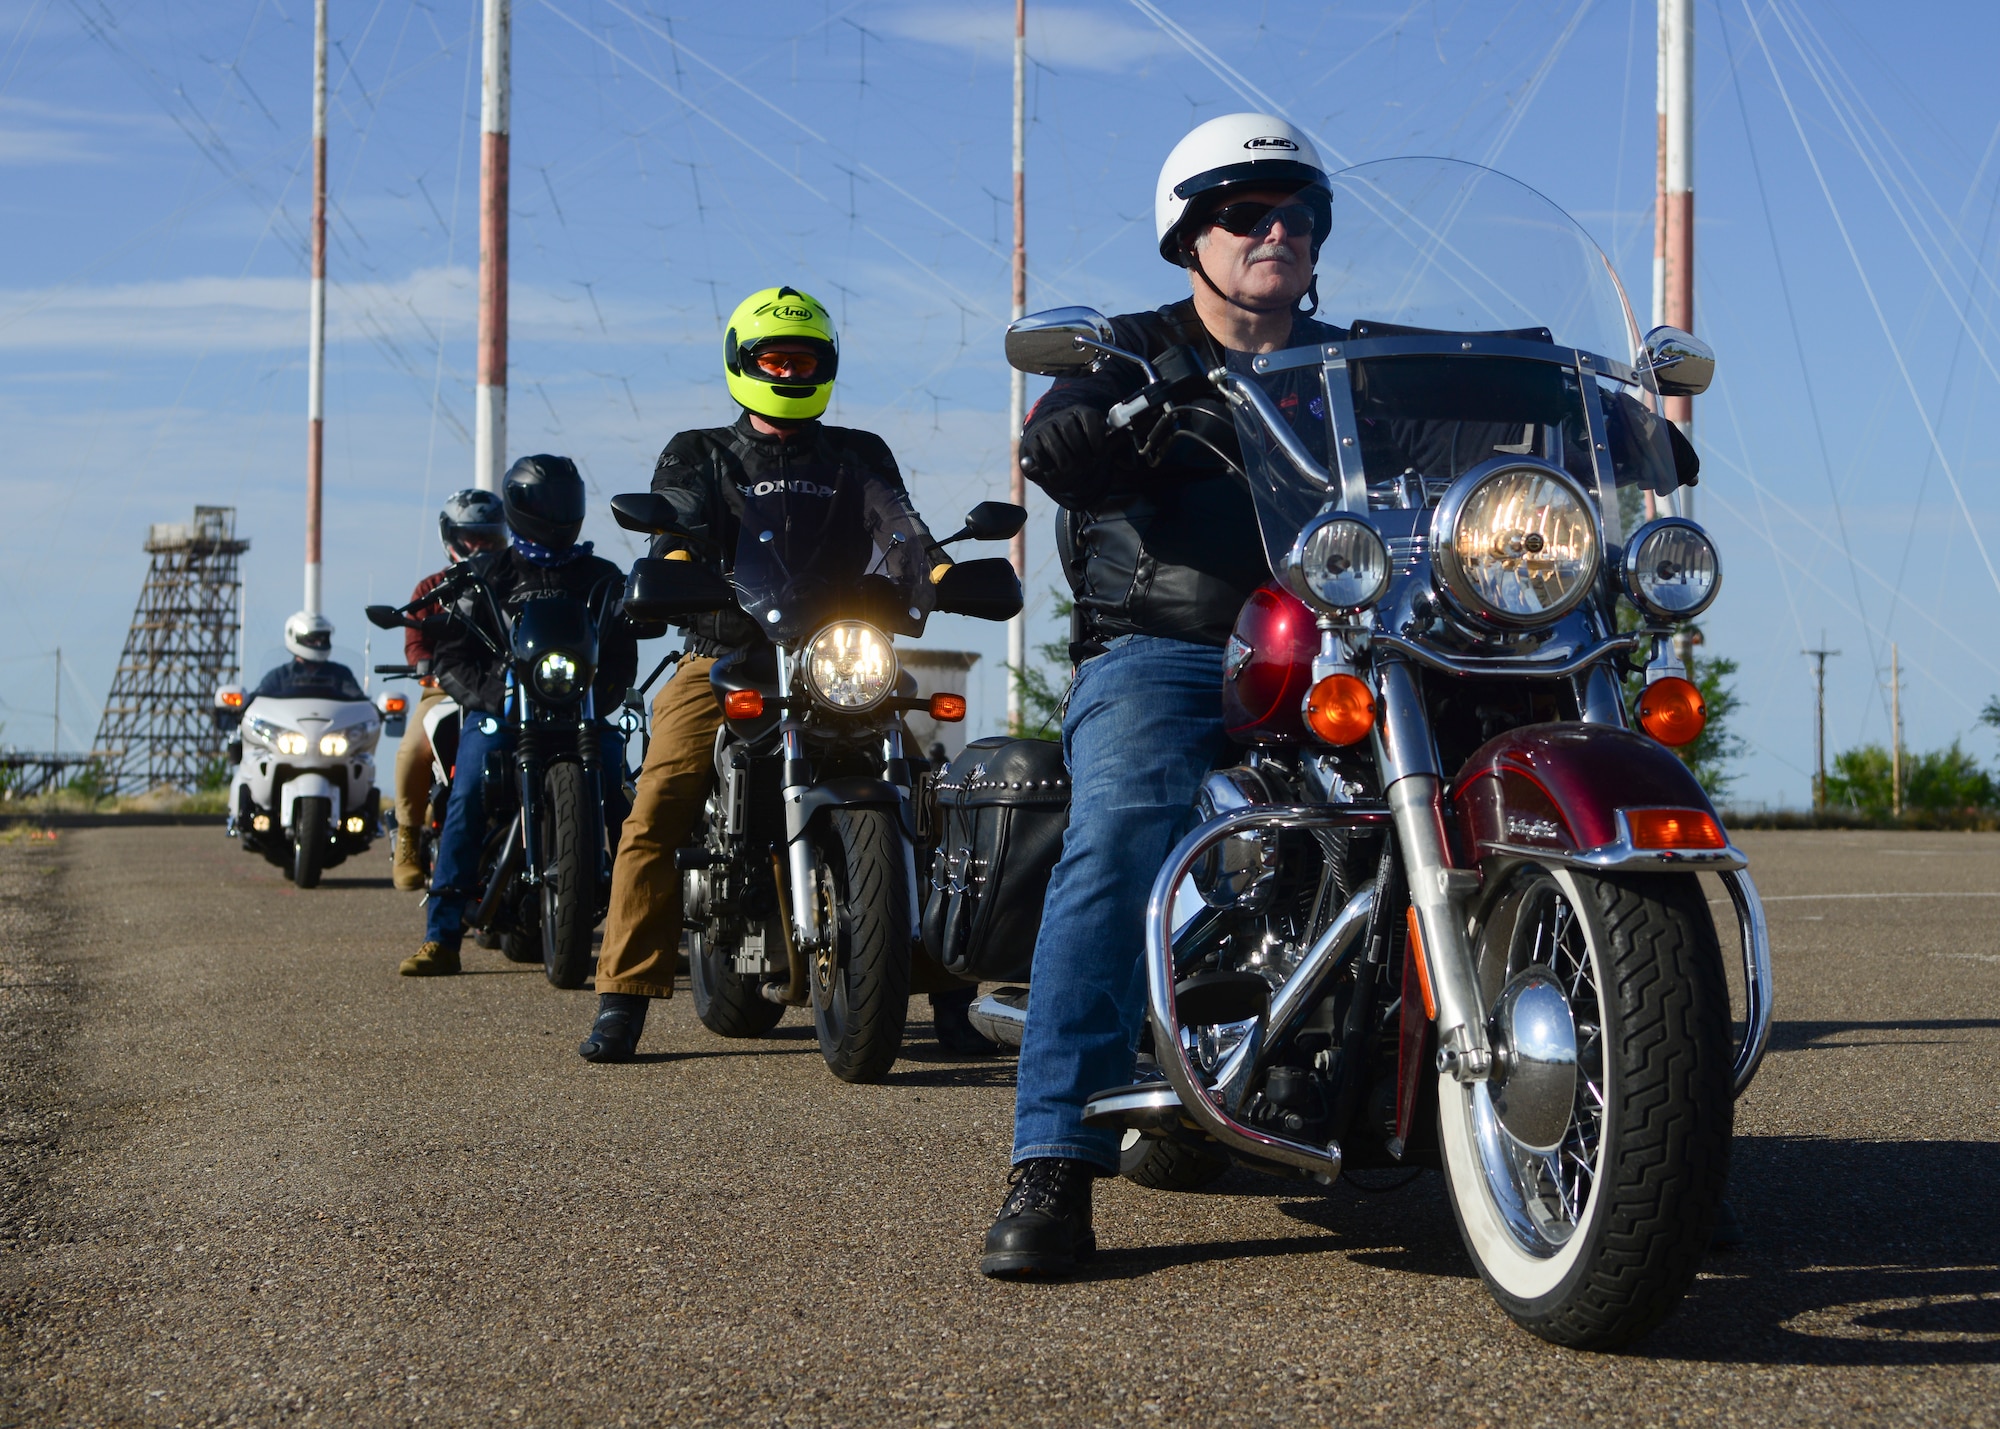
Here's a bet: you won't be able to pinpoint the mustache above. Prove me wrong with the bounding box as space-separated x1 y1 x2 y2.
1244 242 1297 263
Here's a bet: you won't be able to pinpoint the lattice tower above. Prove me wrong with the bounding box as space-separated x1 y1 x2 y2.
91 506 249 793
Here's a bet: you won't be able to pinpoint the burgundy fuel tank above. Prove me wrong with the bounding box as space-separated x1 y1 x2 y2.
1452 723 1720 854
1221 583 1318 745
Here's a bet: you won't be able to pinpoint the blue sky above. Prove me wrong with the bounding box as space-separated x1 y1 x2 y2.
4 0 2000 807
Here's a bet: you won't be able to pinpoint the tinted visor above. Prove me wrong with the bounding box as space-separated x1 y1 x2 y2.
740 336 837 386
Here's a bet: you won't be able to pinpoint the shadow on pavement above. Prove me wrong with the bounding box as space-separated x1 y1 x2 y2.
1639 1136 1999 1365
1767 1018 2000 1053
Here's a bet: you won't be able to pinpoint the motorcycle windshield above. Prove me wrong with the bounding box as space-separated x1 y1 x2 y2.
732 521 914 645
1231 157 1677 573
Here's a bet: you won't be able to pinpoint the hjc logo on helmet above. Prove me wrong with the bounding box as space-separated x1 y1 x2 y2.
1244 135 1299 150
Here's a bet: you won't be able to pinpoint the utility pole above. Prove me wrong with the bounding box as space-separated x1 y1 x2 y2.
1803 638 1839 812
51 648 60 754
475 0 511 492
1006 0 1027 733
304 0 327 617
1890 642 1903 818
1654 0 1694 521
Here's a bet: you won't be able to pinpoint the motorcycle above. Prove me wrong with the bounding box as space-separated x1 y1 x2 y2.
366 558 627 987
1002 156 1773 1349
614 492 1025 1083
214 652 383 889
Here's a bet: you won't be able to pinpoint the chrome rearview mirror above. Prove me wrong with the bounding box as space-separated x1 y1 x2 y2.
1005 306 1118 376
1641 325 1715 397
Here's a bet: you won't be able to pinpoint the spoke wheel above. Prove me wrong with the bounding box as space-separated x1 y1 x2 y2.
1439 866 1731 1349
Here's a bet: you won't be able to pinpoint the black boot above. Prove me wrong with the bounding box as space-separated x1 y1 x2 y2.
979 1158 1096 1278
931 987 998 1056
577 993 650 1063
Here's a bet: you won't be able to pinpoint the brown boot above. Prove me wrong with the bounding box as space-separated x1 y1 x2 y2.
399 941 460 977
391 828 425 892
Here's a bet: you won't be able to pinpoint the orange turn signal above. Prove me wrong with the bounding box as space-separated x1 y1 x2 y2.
722 690 765 720
219 689 245 709
1637 676 1706 747
382 695 408 715
927 692 967 723
1626 807 1727 851
1404 907 1437 1020
1305 673 1376 745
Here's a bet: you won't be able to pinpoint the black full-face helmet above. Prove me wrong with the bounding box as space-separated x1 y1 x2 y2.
439 488 506 561
501 455 586 550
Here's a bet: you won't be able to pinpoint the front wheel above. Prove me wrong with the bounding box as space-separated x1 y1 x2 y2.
808 807 911 1083
1439 866 1732 1350
539 761 597 990
292 797 330 889
1119 1132 1230 1192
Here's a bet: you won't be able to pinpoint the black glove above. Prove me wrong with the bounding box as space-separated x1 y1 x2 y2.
1020 404 1108 483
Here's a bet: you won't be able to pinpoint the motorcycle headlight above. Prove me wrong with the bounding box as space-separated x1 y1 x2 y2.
248 716 308 756
1623 517 1720 620
533 651 583 701
318 732 349 757
1432 460 1601 629
803 622 896 711
1286 510 1390 612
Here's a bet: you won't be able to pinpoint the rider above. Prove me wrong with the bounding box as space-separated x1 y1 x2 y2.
575 284 988 1062
400 456 638 977
390 490 507 892
980 115 1340 1277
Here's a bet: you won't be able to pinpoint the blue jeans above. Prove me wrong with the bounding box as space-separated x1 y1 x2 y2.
1011 635 1232 1171
425 715 628 949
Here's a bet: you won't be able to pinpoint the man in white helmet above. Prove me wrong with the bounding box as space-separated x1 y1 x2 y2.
982 114 1340 1278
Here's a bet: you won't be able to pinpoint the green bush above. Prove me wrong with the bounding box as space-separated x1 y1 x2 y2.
1826 740 1996 817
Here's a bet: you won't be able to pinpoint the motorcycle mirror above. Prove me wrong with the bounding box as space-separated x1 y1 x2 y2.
212 684 246 730
933 557 1024 622
610 492 690 538
1005 306 1117 376
621 556 731 622
364 604 409 631
1641 325 1715 397
940 501 1028 546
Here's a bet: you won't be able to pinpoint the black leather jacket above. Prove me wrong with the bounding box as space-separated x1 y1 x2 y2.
1026 299 1336 651
430 546 638 717
648 412 940 656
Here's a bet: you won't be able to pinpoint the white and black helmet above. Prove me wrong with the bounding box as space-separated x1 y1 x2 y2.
1155 113 1331 266
439 488 506 561
284 610 334 662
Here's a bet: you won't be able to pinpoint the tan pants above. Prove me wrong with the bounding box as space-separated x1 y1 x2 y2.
595 656 723 998
394 685 451 833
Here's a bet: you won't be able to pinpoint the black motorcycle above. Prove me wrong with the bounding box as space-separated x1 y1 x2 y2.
366 563 625 988
613 492 1025 1082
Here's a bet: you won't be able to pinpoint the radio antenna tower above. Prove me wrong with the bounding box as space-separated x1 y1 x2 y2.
91 508 250 793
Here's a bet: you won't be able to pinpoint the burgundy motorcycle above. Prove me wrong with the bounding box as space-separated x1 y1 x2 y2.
1005 157 1772 1349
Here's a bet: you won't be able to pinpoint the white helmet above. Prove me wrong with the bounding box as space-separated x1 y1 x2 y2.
284 610 334 662
1154 113 1331 266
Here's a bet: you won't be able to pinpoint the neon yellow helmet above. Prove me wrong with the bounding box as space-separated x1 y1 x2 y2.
722 285 840 422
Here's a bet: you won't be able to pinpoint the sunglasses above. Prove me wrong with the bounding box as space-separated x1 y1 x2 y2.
1205 200 1317 241
753 347 822 381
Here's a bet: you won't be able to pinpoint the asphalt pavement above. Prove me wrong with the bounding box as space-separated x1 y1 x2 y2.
0 825 1994 1427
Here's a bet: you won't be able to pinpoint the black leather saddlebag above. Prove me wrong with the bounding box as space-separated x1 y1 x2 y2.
919 736 1069 983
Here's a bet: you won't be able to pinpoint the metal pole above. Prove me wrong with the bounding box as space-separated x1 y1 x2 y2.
305 0 327 616
1656 0 1694 520
52 648 59 754
1890 642 1902 818
475 0 511 493
1803 638 1838 812
1004 0 1027 733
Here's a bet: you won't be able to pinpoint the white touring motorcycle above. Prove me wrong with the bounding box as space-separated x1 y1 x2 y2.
216 655 384 888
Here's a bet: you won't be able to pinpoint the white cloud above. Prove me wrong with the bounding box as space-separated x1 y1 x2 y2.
880 5 1166 72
